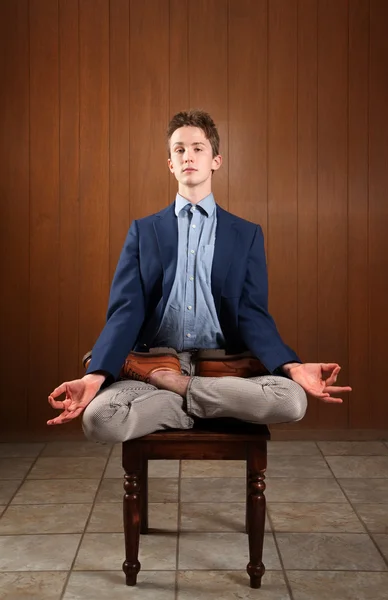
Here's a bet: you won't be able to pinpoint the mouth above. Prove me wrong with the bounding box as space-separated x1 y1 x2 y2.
183 168 197 172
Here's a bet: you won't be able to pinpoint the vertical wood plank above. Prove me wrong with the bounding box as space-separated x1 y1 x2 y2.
369 0 388 427
169 0 189 200
188 0 228 208
129 0 170 220
79 0 110 358
29 0 60 428
0 0 30 430
348 0 370 427
228 0 268 232
296 0 319 427
267 0 298 352
110 0 130 281
317 0 349 428
58 0 81 391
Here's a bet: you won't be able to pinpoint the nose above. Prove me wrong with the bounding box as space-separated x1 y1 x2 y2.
184 149 194 163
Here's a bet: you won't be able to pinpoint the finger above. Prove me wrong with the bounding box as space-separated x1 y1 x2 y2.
325 367 341 386
320 396 343 404
48 395 66 410
320 363 340 372
47 406 83 425
324 385 352 394
49 383 68 398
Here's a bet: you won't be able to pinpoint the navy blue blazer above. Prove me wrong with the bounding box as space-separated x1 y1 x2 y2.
86 203 300 381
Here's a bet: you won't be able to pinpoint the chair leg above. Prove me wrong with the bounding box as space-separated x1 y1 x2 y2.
246 445 267 589
140 459 148 534
122 450 143 586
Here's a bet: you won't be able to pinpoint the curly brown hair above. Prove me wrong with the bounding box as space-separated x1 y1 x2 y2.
167 109 220 158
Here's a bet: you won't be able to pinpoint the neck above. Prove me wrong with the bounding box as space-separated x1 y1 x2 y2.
177 181 212 204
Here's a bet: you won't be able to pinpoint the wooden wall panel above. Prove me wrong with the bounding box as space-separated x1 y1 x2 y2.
0 0 30 429
29 0 60 429
109 0 130 280
189 0 229 208
295 0 319 427
369 0 388 427
228 0 268 232
267 0 298 352
58 0 80 394
169 0 189 200
78 0 110 358
348 0 370 427
129 0 170 220
1 0 388 436
317 0 349 428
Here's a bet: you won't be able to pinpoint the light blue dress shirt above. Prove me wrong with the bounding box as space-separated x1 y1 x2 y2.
152 193 225 351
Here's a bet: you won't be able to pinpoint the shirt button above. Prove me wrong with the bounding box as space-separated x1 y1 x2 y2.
186 333 191 338
189 276 194 281
190 249 195 254
192 206 196 211
187 305 192 310
192 224 196 228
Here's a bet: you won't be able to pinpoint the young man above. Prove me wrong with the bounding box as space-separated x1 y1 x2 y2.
47 110 351 440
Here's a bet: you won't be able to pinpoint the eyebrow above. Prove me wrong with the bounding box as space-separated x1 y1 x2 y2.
172 141 206 148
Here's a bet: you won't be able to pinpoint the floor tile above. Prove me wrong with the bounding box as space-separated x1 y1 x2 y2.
355 504 388 533
326 456 388 478
74 532 177 571
266 455 332 478
317 441 388 456
0 443 44 458
287 571 388 600
181 478 245 502
0 458 34 480
87 502 178 532
268 502 363 532
0 481 21 504
12 479 99 504
96 478 179 503
180 503 271 532
268 441 320 456
63 571 176 599
181 460 245 478
41 441 111 458
103 455 125 478
177 570 290 599
104 458 179 479
338 478 388 503
276 532 387 570
178 532 281 570
264 478 346 503
0 504 91 534
27 457 107 479
373 534 388 561
0 571 67 600
0 534 81 570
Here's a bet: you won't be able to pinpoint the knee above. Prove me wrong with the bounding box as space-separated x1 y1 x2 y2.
82 398 123 444
283 379 308 422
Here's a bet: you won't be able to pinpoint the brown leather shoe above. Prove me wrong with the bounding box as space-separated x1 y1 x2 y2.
195 350 269 378
121 350 181 382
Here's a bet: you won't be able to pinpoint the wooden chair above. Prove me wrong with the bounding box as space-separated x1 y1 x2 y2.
121 417 270 589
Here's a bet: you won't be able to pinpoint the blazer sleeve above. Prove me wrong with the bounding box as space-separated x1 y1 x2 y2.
86 220 145 381
238 225 301 373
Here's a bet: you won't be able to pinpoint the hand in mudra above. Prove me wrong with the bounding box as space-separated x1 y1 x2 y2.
47 374 104 425
288 363 351 403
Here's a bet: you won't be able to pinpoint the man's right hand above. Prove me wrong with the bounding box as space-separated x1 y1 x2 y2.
47 373 106 426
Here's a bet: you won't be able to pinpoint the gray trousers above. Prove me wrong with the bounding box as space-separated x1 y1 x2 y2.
82 352 307 443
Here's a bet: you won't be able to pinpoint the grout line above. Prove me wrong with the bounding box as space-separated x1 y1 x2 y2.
266 509 295 600
59 444 115 599
2 443 48 511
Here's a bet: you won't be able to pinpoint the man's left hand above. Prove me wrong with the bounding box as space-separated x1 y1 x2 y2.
282 363 352 403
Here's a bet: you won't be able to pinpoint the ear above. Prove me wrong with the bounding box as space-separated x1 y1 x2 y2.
167 158 175 173
211 154 223 172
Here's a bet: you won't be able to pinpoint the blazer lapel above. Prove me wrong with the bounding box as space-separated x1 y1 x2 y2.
153 204 178 303
211 206 237 311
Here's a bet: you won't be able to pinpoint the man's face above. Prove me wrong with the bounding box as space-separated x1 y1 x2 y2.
168 126 222 187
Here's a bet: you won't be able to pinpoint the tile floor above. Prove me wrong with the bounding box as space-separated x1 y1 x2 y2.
0 440 388 599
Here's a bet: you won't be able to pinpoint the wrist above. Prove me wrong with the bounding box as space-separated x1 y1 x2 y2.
84 372 106 387
281 362 302 376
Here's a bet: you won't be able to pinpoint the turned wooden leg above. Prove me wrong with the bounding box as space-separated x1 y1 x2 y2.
140 460 148 534
246 446 267 588
122 471 141 586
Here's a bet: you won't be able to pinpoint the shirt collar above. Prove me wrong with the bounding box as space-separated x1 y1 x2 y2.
174 193 216 217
